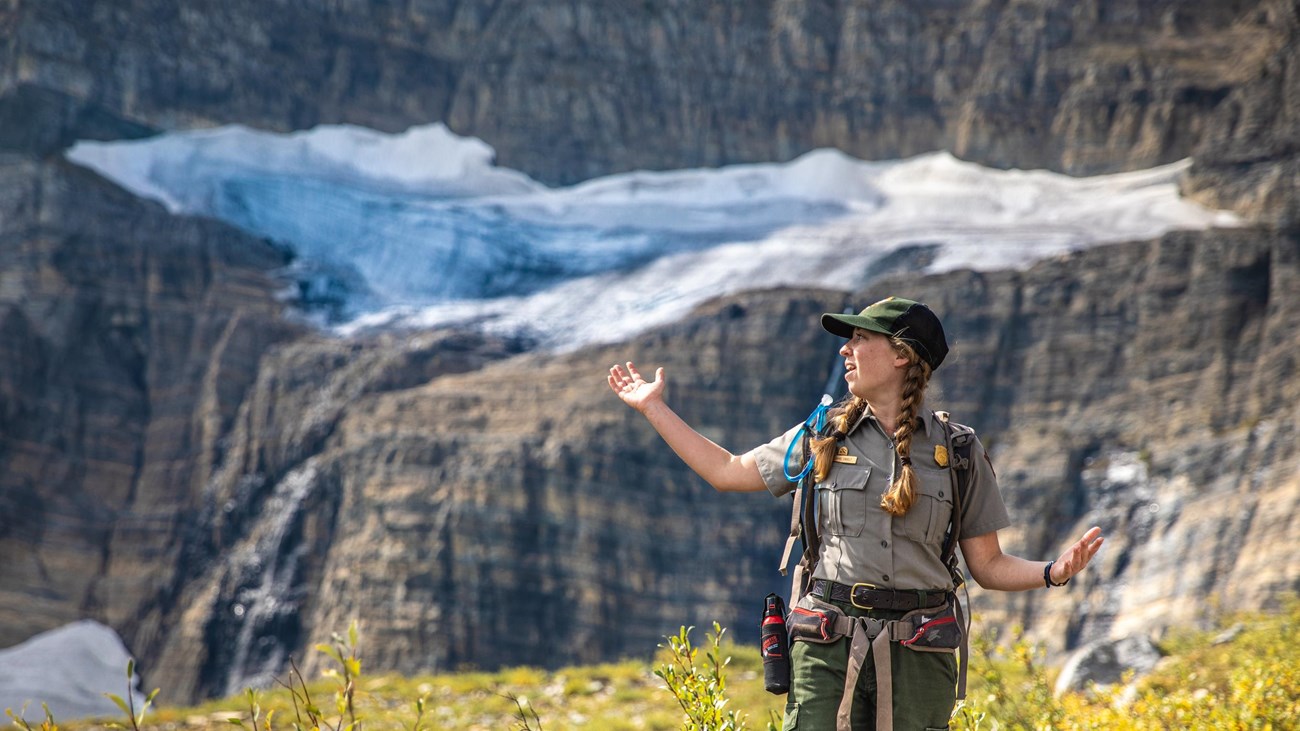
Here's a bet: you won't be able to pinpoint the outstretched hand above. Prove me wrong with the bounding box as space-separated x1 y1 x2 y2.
1051 526 1105 585
607 361 665 414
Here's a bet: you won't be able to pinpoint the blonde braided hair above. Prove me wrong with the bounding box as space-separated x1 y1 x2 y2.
880 339 932 516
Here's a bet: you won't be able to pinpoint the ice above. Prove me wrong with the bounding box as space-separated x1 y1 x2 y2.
66 124 1240 349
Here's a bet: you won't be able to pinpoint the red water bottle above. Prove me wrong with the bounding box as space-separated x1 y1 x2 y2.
761 593 791 694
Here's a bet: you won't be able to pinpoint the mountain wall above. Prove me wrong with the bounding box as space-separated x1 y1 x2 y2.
915 227 1300 646
0 0 1297 704
0 154 298 650
146 226 1300 700
2 1 1296 223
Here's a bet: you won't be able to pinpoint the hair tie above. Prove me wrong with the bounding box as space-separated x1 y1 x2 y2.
899 456 912 466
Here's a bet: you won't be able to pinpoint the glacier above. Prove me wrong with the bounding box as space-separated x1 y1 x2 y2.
67 123 1240 350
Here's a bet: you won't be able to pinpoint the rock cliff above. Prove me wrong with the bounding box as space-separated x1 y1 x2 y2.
0 0 1297 704
901 228 1300 647
140 227 1300 700
0 154 298 653
3 1 1297 223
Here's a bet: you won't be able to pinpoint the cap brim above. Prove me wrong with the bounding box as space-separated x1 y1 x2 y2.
821 313 894 339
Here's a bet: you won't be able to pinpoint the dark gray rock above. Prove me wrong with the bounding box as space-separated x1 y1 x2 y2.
1054 635 1164 695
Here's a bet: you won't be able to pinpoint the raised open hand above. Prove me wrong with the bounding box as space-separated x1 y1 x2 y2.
607 361 665 413
1050 526 1105 585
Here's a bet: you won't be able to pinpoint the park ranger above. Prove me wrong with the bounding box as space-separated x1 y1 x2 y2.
608 296 1104 731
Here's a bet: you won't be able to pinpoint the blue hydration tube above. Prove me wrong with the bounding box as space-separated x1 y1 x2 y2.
782 393 834 482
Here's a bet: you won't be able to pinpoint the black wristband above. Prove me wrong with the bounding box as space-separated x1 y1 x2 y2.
1044 560 1070 588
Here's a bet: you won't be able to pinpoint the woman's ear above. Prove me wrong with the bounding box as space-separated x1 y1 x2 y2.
893 354 910 370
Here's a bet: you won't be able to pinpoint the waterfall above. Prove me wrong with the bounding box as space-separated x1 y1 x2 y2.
220 461 319 696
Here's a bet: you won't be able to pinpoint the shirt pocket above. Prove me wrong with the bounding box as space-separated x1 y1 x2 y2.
816 467 871 537
900 465 954 544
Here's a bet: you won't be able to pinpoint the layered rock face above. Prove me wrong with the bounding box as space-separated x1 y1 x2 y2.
901 228 1300 647
141 308 817 698
137 227 1299 700
0 0 1298 705
0 155 298 651
3 1 1296 224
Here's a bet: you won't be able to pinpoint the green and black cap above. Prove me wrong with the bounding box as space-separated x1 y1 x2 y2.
821 297 949 371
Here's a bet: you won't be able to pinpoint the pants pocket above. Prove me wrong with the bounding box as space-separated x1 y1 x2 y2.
781 701 799 730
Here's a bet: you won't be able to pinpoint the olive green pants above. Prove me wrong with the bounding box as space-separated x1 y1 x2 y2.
781 602 957 731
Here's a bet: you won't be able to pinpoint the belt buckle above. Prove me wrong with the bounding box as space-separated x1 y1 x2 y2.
849 582 878 610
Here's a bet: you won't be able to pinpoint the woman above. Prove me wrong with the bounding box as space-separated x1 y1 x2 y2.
607 296 1104 731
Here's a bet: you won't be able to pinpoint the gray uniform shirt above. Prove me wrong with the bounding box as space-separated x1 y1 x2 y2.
749 408 1010 591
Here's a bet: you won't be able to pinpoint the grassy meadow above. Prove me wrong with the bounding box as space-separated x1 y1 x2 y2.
10 599 1298 731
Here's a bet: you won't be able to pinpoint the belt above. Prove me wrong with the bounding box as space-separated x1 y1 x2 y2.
810 580 948 612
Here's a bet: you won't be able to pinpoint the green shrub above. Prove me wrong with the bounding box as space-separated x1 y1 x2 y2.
654 623 753 731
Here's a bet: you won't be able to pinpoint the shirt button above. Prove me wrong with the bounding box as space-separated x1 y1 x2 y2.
883 574 890 582
880 539 889 548
939 491 945 498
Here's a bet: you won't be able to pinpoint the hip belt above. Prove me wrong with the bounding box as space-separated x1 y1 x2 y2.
809 579 950 612
789 588 967 731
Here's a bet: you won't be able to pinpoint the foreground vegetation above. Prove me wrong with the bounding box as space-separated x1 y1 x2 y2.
9 600 1298 731
952 598 1300 730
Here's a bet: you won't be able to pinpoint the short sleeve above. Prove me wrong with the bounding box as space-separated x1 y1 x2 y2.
959 434 1011 538
747 423 806 498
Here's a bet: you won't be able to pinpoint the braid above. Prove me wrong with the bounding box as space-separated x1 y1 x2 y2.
880 340 933 516
810 396 867 482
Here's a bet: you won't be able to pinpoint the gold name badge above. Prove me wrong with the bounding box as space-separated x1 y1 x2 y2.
934 445 949 467
833 446 858 465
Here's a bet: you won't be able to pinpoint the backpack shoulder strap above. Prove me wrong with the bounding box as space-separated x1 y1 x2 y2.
936 411 976 583
936 410 977 701
778 426 815 577
778 411 833 605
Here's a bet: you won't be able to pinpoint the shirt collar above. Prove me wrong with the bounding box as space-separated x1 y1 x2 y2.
854 405 933 437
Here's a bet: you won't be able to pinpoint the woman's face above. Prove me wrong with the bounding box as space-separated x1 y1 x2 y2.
840 328 909 400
